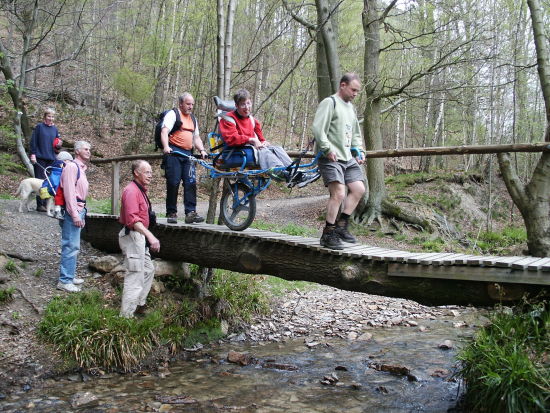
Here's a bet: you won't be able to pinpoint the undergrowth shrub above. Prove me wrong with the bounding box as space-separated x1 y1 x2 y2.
210 270 269 323
39 270 270 370
456 299 549 412
473 226 527 254
39 290 163 371
0 287 15 303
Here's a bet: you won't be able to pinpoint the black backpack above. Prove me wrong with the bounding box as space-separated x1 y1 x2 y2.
154 108 197 151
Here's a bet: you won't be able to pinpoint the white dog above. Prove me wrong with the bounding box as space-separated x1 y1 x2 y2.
15 178 54 215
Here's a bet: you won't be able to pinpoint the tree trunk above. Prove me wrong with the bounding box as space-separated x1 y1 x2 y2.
0 39 32 171
315 0 341 99
496 0 550 256
357 0 386 225
223 0 237 99
216 0 226 98
13 112 34 177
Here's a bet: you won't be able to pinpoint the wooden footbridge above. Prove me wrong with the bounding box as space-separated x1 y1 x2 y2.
83 213 549 307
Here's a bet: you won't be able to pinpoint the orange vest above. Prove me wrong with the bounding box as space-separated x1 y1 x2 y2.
169 110 195 150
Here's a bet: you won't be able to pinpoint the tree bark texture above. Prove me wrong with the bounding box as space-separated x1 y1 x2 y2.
495 0 550 256
360 0 386 224
315 0 341 95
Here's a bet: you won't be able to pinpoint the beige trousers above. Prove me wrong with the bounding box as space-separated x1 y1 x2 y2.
118 228 155 318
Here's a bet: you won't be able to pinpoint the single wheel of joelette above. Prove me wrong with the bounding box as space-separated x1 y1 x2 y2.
220 179 256 231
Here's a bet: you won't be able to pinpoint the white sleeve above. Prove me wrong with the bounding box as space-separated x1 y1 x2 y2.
194 118 200 137
162 110 176 130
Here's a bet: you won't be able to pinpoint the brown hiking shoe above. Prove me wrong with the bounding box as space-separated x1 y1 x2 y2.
185 211 204 224
335 219 357 243
320 226 344 250
167 213 177 224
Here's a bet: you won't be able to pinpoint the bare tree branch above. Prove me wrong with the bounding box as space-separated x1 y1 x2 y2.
281 0 316 30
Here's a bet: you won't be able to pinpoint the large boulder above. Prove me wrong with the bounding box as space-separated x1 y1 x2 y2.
88 255 120 273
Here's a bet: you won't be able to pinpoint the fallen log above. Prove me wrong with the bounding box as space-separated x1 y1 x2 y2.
82 214 549 307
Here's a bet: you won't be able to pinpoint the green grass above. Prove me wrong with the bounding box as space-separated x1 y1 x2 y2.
471 226 527 254
39 290 165 371
456 299 549 412
251 219 317 237
421 237 445 252
260 275 317 297
182 318 225 348
85 198 113 214
0 287 15 303
4 259 19 274
39 268 271 370
210 270 270 322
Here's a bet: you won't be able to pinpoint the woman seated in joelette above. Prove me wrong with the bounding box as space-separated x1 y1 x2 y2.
219 88 317 186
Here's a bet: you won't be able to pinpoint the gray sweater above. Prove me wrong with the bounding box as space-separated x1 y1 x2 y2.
312 94 364 162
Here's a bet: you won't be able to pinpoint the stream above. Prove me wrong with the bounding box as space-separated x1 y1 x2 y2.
1 309 485 412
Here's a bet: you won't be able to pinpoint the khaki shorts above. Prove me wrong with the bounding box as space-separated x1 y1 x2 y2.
318 157 365 186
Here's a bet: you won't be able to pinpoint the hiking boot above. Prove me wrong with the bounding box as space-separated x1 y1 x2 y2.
72 277 85 285
297 172 321 188
36 205 47 212
335 219 357 244
135 304 148 317
167 213 178 224
56 282 81 292
185 211 204 224
320 226 344 250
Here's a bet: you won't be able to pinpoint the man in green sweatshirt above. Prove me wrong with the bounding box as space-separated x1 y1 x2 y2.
312 73 366 250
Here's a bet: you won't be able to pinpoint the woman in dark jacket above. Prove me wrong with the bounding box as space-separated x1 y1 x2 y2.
30 108 60 211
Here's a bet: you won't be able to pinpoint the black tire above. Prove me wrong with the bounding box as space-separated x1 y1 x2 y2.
220 180 256 231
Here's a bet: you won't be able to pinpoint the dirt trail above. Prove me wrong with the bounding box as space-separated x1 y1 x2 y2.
152 194 329 230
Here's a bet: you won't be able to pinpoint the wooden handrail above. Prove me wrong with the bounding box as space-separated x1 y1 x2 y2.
91 142 550 164
92 142 550 215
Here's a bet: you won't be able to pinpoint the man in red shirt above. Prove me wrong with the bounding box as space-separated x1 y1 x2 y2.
118 160 160 318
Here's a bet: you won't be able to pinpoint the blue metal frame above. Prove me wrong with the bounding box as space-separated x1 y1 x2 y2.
170 134 320 216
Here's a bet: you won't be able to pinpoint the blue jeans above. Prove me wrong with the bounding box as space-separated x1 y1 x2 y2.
164 146 197 215
58 209 85 284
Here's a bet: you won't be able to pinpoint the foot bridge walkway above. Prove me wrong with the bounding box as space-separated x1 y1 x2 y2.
83 213 549 307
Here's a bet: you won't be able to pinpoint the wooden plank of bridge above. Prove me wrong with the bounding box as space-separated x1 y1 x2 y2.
463 255 500 266
387 263 550 285
527 257 550 271
439 254 478 265
369 249 418 262
510 256 548 270
492 256 530 268
403 252 450 264
418 253 458 265
541 260 550 272
363 248 399 260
